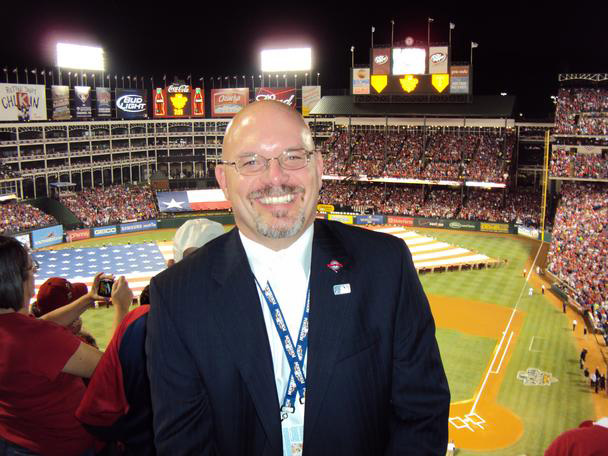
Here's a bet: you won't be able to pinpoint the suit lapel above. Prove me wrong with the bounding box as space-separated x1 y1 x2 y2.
210 229 282 451
304 220 353 445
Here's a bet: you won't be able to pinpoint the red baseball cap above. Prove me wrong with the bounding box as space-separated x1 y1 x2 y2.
35 278 88 316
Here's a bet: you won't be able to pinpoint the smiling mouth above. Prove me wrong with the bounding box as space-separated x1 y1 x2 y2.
259 194 295 204
249 186 303 206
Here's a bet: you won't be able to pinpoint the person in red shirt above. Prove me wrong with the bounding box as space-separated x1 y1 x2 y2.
545 418 608 455
0 236 133 456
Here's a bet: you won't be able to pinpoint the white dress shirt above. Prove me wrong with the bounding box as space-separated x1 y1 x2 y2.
240 224 313 456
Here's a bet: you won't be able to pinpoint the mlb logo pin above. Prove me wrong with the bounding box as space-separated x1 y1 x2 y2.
333 284 351 295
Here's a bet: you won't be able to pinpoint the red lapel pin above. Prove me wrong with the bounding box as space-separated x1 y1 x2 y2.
327 259 343 273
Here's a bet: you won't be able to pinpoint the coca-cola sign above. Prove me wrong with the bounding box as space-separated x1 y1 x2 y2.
254 88 296 108
211 88 249 118
168 84 191 93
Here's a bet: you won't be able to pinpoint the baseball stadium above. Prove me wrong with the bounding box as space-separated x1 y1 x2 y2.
0 18 607 456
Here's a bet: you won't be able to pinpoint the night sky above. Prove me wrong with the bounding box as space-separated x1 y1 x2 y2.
2 1 607 119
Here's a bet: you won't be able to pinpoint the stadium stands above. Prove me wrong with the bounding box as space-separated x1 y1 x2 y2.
59 185 158 227
322 127 514 183
555 88 608 135
547 182 607 311
0 201 55 234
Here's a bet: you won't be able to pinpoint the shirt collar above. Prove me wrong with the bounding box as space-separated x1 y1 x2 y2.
239 224 314 281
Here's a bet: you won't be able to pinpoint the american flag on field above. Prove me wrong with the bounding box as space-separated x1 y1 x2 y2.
32 243 174 298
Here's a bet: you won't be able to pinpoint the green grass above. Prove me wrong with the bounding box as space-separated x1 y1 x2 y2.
68 227 594 455
436 329 496 402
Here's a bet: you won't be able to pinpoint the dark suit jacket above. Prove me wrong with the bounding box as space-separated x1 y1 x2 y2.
146 219 450 456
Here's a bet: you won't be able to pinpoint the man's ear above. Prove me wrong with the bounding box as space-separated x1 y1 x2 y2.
215 164 229 199
315 151 324 188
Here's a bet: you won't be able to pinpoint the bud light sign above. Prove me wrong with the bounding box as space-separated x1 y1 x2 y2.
115 88 148 119
255 88 296 108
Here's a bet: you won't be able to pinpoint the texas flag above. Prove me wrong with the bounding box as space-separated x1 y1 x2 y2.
157 189 231 212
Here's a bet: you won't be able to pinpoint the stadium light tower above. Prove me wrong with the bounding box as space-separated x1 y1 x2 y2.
261 47 312 73
56 43 105 88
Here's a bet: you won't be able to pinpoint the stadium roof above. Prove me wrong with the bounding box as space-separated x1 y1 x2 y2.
309 95 516 118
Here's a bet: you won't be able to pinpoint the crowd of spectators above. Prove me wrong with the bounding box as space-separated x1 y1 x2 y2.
321 128 513 183
0 162 19 179
0 201 56 234
60 184 158 227
547 182 607 311
555 88 608 135
319 181 541 225
550 147 608 179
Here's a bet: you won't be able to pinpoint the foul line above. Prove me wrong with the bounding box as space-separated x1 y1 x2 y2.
492 331 514 374
469 242 543 415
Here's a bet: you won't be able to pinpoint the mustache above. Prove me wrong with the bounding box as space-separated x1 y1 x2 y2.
248 185 305 200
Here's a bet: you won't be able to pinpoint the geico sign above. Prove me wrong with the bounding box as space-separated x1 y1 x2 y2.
255 93 295 106
116 95 146 112
95 227 116 235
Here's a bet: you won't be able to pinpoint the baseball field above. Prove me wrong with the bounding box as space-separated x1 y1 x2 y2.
72 226 602 455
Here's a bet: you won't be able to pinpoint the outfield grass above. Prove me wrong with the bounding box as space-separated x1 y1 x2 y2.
72 227 594 455
436 329 496 402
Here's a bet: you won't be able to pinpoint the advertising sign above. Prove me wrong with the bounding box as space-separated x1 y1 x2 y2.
327 214 353 224
415 218 445 228
119 219 158 233
480 222 509 233
92 225 117 237
387 216 414 226
450 66 470 94
352 68 370 95
73 86 92 118
51 85 71 120
31 225 63 249
0 83 47 121
66 228 91 242
95 87 111 117
517 225 539 239
211 88 249 117
355 214 384 225
153 84 204 118
429 46 449 74
316 204 335 213
447 220 478 231
115 89 148 119
301 86 321 117
14 233 31 249
255 87 296 108
372 48 391 75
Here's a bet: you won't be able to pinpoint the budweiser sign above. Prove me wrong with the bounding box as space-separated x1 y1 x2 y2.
255 87 296 108
211 88 249 117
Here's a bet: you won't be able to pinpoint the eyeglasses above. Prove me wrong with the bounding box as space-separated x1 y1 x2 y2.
220 148 315 176
27 258 40 274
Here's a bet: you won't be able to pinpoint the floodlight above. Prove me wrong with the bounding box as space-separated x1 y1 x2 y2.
261 48 312 72
56 43 105 71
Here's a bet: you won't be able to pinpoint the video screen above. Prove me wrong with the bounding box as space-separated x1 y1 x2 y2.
392 48 426 75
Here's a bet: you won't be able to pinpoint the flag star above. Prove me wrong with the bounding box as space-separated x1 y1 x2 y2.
75 269 83 273
75 263 83 266
137 248 144 251
88 252 95 255
101 254 109 258
61 267 69 271
126 252 133 256
90 258 97 262
162 198 185 209
75 249 82 252
62 253 70 257
99 247 107 250
62 260 70 264
145 266 153 269
75 256 83 259
49 251 57 254
142 260 150 264
116 262 124 266
117 268 126 273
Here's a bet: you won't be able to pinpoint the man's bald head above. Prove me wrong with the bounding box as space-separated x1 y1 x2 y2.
222 101 314 160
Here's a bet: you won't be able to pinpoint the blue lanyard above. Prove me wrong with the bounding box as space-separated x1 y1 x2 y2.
255 278 310 420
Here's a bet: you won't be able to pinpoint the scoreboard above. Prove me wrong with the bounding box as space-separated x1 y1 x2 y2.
352 44 471 99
